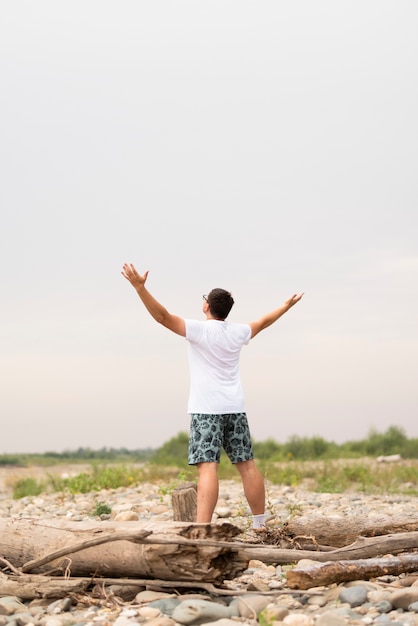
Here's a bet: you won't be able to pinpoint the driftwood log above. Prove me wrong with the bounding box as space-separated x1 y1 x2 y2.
0 571 91 599
236 531 418 564
286 512 418 548
0 518 247 583
1 512 418 597
287 554 418 589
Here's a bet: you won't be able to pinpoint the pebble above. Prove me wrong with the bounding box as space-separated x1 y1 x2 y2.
0 475 418 625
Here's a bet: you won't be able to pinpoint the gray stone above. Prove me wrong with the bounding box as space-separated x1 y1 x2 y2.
11 612 34 625
332 606 363 620
149 599 181 616
374 600 393 613
143 618 176 626
339 584 368 607
306 594 327 607
374 615 392 625
0 598 27 617
215 506 232 518
171 599 238 625
135 590 175 603
41 619 67 626
281 614 314 625
199 620 239 626
260 605 290 621
108 584 145 600
46 599 73 615
390 587 418 609
113 511 139 521
316 611 348 626
235 594 273 617
113 617 140 626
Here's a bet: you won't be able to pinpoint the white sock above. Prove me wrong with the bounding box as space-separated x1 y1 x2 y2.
252 513 266 529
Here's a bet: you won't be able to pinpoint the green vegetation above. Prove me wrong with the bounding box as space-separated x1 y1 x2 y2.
0 447 153 468
252 426 418 461
10 463 183 499
91 501 112 517
12 477 46 499
150 432 190 468
4 426 418 499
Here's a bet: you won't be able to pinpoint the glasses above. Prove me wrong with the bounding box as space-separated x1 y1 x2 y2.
202 294 208 302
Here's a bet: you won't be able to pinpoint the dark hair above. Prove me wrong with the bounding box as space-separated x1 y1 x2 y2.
207 288 234 320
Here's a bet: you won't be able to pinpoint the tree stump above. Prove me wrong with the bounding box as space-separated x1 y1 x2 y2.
172 482 197 522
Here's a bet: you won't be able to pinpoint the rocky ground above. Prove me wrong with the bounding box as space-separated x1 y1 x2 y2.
0 469 418 626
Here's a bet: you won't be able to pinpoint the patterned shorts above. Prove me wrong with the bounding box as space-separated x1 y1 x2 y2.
188 413 254 465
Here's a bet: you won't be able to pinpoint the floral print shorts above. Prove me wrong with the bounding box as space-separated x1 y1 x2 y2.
188 413 254 465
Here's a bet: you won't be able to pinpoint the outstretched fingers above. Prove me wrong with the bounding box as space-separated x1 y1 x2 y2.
121 263 149 286
288 292 304 306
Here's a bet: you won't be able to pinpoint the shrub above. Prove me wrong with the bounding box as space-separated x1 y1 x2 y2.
13 477 45 499
91 501 112 517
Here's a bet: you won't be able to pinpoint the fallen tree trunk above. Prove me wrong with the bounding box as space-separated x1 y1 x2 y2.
0 518 247 583
286 513 418 547
236 531 418 564
286 553 418 590
2 517 418 588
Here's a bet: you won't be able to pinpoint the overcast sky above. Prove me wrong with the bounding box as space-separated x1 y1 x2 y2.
1 1 417 454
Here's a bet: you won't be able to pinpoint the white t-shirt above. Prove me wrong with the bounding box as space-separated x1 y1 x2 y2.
185 319 252 414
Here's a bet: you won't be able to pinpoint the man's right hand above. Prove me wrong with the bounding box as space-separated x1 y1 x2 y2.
121 263 149 290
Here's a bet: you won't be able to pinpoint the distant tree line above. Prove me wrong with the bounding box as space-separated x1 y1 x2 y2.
253 425 418 461
150 425 418 467
0 447 154 467
1 425 417 467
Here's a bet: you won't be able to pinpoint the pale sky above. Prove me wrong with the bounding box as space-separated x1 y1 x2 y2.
1 1 417 454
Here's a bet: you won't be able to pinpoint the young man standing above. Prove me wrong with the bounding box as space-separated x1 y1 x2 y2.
121 263 303 529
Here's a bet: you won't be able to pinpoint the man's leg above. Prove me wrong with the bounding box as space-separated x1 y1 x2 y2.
196 462 219 523
235 459 265 519
224 414 266 528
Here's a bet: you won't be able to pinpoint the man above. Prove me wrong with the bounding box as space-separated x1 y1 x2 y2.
121 263 304 528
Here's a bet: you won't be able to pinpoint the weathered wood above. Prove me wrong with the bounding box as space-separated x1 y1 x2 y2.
287 553 418 590
286 513 418 548
0 571 90 599
172 482 197 522
0 572 321 600
0 518 246 583
236 531 418 564
2 515 418 593
21 529 153 573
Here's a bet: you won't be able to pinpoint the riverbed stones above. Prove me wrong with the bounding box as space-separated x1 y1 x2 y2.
0 477 418 624
389 586 418 609
339 584 369 606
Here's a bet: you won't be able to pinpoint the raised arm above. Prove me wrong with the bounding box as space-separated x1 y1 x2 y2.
121 263 186 336
249 293 304 338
